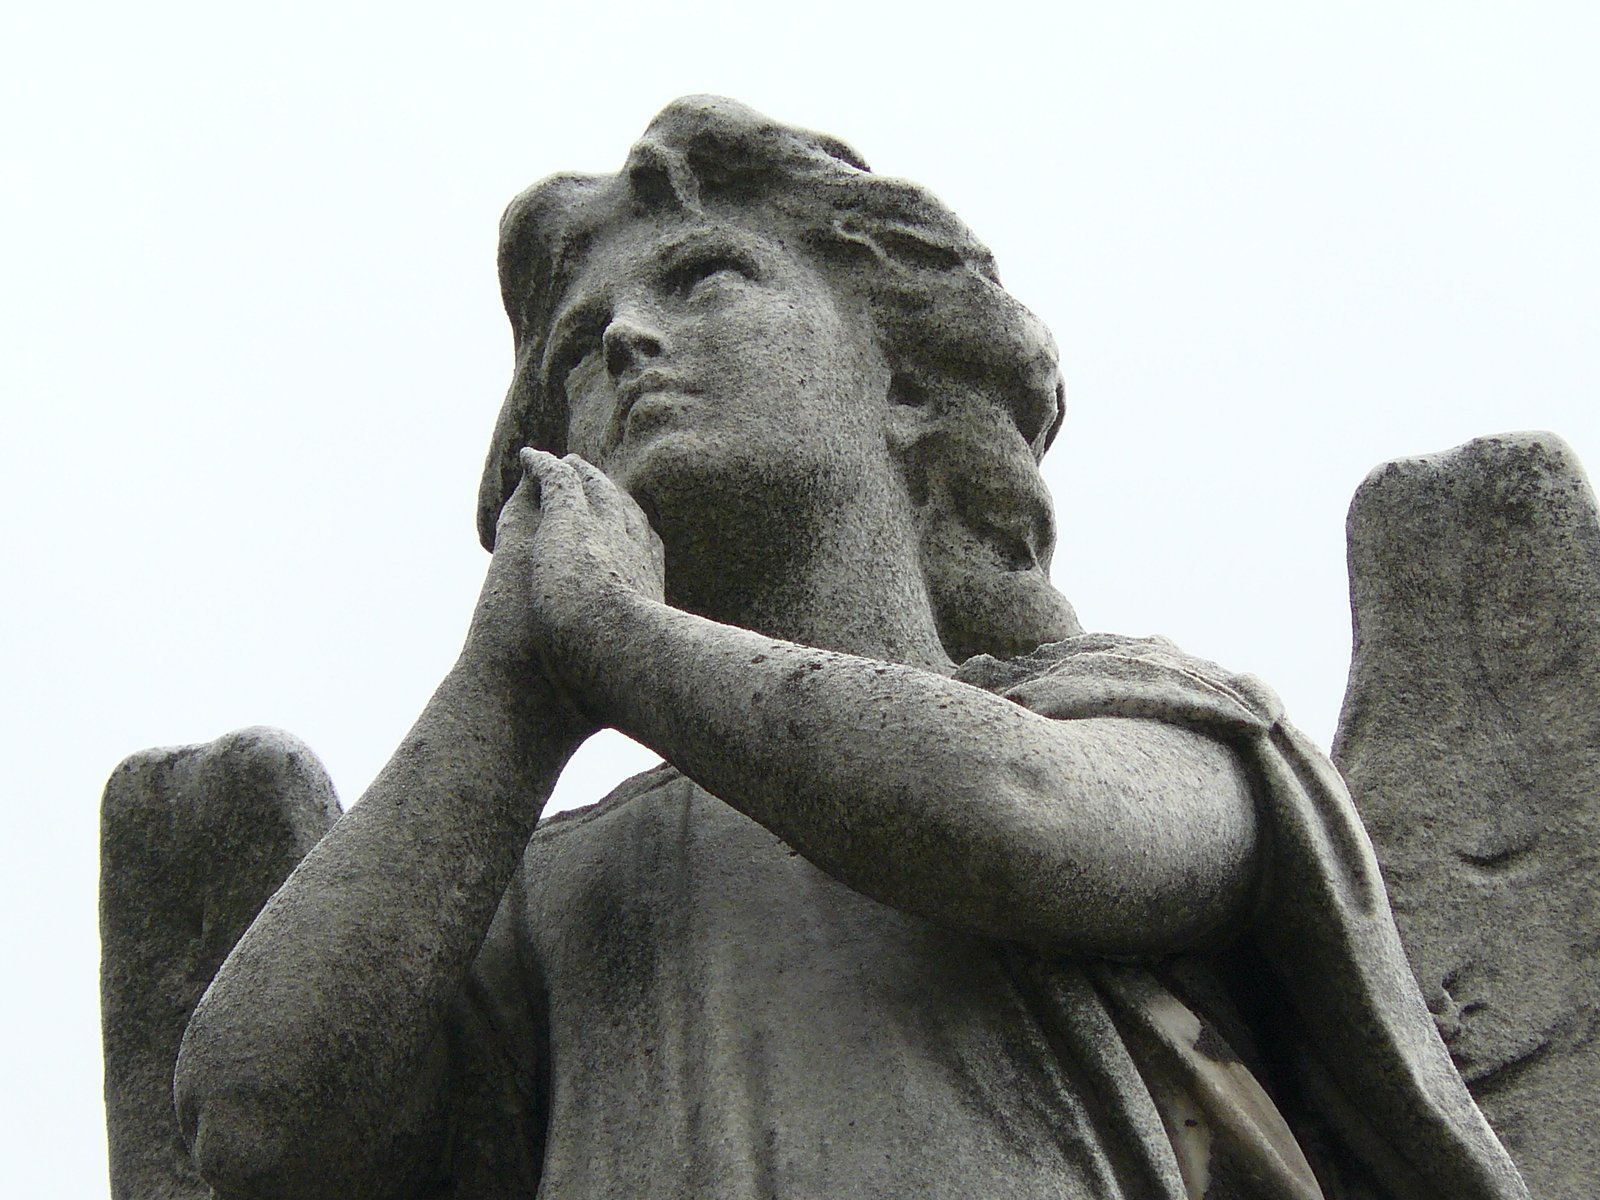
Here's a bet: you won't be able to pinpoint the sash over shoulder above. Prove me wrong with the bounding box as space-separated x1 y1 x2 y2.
957 635 1528 1200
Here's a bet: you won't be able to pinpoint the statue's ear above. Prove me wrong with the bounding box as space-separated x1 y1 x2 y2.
886 381 1080 661
883 372 940 506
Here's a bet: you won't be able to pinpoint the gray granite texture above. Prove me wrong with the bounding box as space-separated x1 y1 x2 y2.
100 728 339 1200
1334 432 1600 1200
103 97 1528 1199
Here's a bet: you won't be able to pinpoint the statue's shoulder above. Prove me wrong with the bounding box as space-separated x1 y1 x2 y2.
530 761 685 840
954 633 1282 735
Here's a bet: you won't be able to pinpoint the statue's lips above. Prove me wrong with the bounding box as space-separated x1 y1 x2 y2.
616 371 697 436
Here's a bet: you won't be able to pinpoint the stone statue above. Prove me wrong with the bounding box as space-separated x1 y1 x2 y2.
101 97 1531 1199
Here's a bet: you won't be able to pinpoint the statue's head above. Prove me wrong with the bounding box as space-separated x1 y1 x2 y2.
479 96 1079 660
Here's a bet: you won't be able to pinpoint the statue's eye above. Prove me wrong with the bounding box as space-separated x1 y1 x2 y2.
562 344 605 393
546 313 607 389
667 254 755 296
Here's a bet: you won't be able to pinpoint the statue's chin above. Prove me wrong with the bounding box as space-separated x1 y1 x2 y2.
623 425 874 523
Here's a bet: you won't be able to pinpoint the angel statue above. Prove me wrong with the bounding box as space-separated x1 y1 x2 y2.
100 97 1530 1200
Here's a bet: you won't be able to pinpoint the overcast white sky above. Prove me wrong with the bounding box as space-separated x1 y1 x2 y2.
4 2 1596 1192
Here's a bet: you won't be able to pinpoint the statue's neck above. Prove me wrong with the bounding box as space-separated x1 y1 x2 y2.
655 475 952 673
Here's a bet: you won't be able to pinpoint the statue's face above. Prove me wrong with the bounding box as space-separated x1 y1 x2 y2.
544 216 889 504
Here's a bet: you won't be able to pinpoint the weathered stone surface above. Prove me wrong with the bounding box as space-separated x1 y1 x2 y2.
104 98 1529 1200
100 727 339 1200
1334 432 1600 1200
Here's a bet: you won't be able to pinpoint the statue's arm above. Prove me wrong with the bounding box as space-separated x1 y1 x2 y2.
588 604 1256 955
173 476 593 1200
523 453 1259 957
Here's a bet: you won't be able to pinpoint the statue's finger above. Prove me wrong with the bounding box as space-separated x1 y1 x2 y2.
564 455 634 522
494 467 545 545
520 448 585 511
562 453 607 495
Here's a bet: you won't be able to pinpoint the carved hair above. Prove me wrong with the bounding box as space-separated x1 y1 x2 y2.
478 96 1080 660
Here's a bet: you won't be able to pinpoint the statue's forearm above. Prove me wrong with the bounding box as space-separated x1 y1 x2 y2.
173 652 584 1200
577 593 1261 957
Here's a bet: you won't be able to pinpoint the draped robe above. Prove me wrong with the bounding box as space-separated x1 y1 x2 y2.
443 635 1527 1200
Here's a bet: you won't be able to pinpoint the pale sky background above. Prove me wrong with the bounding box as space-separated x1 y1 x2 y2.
3 2 1596 1192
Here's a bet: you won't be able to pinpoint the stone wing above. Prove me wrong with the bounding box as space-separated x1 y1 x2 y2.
100 727 340 1199
1332 432 1600 1200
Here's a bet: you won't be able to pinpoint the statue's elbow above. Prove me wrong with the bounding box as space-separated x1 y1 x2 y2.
174 1091 283 1200
174 1029 323 1200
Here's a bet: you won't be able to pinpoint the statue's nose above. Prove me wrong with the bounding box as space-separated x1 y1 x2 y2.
603 313 665 380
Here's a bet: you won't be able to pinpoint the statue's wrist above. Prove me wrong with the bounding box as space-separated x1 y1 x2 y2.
452 641 598 750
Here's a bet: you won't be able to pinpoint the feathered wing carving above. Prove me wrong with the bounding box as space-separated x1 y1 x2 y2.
1333 432 1600 1200
100 727 340 1199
